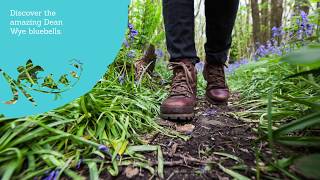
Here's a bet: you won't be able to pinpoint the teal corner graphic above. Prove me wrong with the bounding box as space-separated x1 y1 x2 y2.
0 0 129 118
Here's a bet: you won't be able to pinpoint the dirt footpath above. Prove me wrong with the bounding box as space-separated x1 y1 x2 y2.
112 95 264 180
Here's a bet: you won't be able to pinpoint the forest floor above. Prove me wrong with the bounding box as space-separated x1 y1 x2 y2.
106 94 285 180
146 94 259 180
80 94 288 180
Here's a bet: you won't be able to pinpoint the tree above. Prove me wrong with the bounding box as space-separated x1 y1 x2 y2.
294 0 311 14
270 0 284 29
250 0 261 45
261 0 270 43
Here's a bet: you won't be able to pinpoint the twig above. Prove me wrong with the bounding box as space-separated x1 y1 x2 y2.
163 152 217 165
166 172 175 180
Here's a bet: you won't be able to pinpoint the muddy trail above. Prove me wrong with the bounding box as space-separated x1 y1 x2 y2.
79 94 284 180
109 94 276 180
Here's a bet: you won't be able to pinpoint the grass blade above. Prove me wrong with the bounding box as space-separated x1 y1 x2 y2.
218 164 251 180
273 111 320 137
88 162 99 180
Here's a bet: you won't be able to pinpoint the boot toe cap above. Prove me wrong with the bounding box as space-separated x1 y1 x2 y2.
160 97 195 114
206 89 230 102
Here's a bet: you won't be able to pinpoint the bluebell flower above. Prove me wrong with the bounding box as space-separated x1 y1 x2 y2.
98 145 113 159
225 59 249 74
195 62 204 73
130 30 138 37
43 170 59 180
127 50 136 58
300 11 307 21
118 73 125 85
99 145 110 153
202 108 217 116
128 23 134 30
127 23 138 40
123 39 129 48
76 159 83 169
155 49 164 58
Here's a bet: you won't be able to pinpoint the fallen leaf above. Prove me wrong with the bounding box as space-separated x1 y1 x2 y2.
125 167 139 179
170 143 178 156
176 124 195 134
200 119 227 127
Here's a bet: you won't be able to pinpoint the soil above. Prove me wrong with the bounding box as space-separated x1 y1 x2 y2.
108 94 272 180
80 94 290 180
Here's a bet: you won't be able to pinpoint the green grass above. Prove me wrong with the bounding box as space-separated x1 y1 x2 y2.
0 58 173 179
228 44 320 179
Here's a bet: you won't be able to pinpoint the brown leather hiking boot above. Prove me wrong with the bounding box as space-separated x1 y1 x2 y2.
160 59 197 121
203 63 229 104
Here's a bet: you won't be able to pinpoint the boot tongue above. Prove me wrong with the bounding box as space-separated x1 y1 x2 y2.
173 67 186 82
206 64 226 88
170 65 191 97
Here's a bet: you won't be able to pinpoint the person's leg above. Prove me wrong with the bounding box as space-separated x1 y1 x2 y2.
160 0 198 121
163 0 199 64
205 0 239 64
203 0 239 104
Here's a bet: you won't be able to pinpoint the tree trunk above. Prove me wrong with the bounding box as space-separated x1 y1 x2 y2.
270 0 283 29
250 0 261 45
294 0 311 14
261 0 270 43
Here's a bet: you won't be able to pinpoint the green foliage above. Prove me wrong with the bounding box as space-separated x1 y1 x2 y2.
129 0 164 48
229 44 320 178
230 5 252 60
0 48 173 179
293 154 320 179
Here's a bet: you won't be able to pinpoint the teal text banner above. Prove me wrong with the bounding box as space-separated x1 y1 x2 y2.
0 0 129 118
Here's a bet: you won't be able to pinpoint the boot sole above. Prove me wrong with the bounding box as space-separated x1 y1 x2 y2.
206 95 228 105
160 113 194 121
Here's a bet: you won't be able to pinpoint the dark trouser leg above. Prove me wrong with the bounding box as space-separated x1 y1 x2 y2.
163 0 199 64
205 0 239 64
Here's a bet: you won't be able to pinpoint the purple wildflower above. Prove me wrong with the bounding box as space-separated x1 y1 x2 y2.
128 23 138 40
155 49 164 58
271 26 285 37
128 23 134 30
123 39 129 48
225 59 249 74
118 73 125 85
76 159 83 169
127 50 136 58
203 108 217 116
295 11 313 39
130 30 138 37
43 170 59 180
195 62 204 73
300 11 307 21
98 145 113 159
99 145 110 153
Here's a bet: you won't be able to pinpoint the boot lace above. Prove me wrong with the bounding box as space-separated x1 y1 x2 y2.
206 64 226 88
168 62 194 97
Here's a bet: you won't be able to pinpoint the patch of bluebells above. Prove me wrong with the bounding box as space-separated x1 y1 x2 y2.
118 72 125 85
128 23 138 41
195 59 248 75
225 58 249 74
127 50 136 58
123 23 139 58
255 10 314 59
296 11 314 39
155 49 164 58
43 169 60 180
